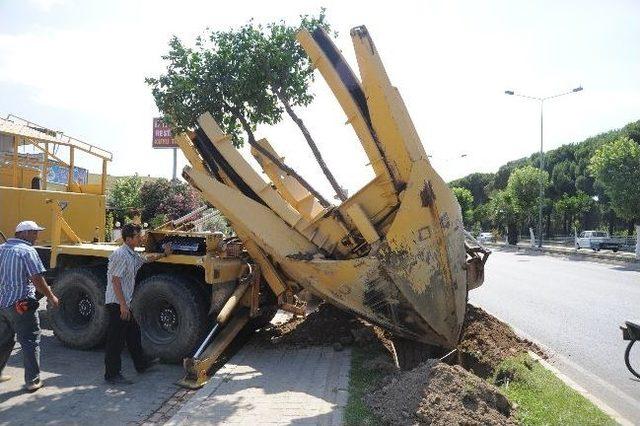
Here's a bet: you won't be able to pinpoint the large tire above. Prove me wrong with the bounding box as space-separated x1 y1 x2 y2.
47 268 109 349
132 274 208 363
391 336 444 370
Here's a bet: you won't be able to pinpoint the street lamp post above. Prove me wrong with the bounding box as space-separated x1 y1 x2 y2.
504 86 583 247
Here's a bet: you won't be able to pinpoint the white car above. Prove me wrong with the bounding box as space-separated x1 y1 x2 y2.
576 230 620 252
478 232 494 244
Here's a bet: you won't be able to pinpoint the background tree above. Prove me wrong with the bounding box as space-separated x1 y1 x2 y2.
589 136 640 232
553 192 595 234
158 181 204 221
447 119 640 237
506 165 550 229
487 189 519 244
139 178 173 221
108 175 143 222
451 187 474 226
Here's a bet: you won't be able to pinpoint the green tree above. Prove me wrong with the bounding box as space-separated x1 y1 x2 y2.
108 175 143 222
451 187 474 225
146 15 333 207
139 178 172 221
487 189 519 244
506 165 550 228
589 136 640 231
158 181 204 220
553 192 595 233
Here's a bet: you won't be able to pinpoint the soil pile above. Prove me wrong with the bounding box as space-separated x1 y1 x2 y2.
457 305 541 377
256 303 380 348
365 361 515 426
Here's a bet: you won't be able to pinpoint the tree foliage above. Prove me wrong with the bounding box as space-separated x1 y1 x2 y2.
589 136 640 222
506 165 550 226
108 175 143 222
451 187 474 225
157 180 204 220
146 11 337 206
449 119 640 237
139 178 173 220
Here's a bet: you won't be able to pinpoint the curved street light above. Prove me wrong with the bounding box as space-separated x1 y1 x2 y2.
504 86 584 247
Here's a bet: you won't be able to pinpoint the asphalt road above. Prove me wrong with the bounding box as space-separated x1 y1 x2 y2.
470 249 640 423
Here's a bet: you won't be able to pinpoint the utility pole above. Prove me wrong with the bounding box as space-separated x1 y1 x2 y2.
172 148 177 181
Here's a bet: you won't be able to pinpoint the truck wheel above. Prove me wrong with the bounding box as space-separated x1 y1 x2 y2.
391 336 444 370
47 268 108 349
132 274 208 363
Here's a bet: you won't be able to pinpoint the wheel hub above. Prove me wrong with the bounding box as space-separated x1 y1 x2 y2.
159 307 177 331
78 297 93 318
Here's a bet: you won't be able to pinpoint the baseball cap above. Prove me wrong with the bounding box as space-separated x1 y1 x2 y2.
15 221 46 232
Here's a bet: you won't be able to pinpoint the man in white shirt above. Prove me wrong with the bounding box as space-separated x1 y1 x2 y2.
104 223 172 385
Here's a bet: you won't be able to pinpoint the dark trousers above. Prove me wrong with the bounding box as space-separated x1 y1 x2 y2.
104 303 148 379
0 304 41 384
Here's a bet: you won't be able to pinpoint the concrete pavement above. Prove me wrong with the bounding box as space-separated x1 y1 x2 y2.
471 249 640 422
0 327 185 425
167 344 351 425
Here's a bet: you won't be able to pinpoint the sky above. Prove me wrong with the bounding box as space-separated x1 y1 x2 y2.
1 0 639 200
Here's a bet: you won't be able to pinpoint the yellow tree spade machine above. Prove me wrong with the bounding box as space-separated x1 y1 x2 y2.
0 26 488 389
173 25 489 386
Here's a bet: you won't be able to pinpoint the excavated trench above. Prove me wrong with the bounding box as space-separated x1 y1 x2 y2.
254 302 543 425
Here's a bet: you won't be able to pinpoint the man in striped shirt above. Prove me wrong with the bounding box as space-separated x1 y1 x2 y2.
0 221 59 392
104 223 172 385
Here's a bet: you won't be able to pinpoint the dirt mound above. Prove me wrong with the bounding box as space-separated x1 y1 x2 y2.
255 303 380 348
365 361 515 425
457 305 541 377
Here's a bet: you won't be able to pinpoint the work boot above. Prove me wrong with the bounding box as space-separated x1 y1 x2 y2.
0 374 11 383
105 374 134 385
25 379 42 392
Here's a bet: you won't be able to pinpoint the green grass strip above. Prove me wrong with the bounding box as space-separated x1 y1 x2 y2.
344 345 385 425
494 354 616 425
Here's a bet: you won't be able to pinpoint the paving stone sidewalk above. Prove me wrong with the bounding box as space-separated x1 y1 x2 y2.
167 344 351 426
0 327 185 425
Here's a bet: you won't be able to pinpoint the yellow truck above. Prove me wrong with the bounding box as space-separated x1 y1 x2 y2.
0 26 488 389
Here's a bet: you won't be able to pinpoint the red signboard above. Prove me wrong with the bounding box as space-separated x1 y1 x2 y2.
152 117 178 149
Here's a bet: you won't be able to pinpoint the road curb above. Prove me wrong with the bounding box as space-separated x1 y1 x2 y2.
487 243 639 268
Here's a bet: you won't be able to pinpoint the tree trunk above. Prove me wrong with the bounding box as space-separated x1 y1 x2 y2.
507 222 518 245
608 210 614 235
627 218 635 235
276 91 347 202
231 109 332 208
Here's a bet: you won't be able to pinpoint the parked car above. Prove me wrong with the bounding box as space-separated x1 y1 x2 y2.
576 230 620 252
478 232 494 244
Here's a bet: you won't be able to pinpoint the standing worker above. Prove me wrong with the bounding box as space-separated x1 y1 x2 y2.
104 223 172 385
0 221 59 392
